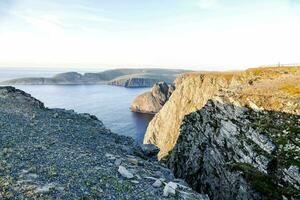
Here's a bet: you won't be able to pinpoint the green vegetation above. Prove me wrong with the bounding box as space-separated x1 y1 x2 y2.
249 109 300 168
231 163 299 199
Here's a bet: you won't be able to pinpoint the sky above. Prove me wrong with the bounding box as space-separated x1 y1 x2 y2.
0 0 299 70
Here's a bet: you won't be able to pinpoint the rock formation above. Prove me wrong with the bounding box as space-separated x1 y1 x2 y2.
144 66 300 199
144 72 242 158
144 67 300 159
167 75 300 199
131 82 175 113
0 86 206 199
108 77 161 88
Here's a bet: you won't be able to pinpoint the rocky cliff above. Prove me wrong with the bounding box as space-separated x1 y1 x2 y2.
131 82 175 113
144 67 300 159
144 66 300 199
108 77 161 88
144 72 242 158
0 86 206 199
167 74 300 199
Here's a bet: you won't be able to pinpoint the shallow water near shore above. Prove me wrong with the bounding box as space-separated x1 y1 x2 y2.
14 85 153 144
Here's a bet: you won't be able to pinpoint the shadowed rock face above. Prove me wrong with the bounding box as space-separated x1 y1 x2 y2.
131 82 175 114
167 84 300 199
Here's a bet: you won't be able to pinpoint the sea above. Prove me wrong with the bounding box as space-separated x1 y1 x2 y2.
0 67 154 144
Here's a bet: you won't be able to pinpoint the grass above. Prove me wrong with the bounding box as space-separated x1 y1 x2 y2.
231 163 299 199
280 84 300 96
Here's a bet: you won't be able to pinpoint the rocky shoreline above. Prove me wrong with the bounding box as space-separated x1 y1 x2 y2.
0 86 205 199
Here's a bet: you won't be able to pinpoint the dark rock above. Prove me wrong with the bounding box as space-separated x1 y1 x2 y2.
141 144 160 157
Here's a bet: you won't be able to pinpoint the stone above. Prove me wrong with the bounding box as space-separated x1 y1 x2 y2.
105 153 116 160
127 158 138 165
140 144 159 157
163 182 177 197
152 179 162 188
114 159 122 166
118 166 134 179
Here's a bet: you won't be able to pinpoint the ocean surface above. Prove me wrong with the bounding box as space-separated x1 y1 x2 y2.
0 68 154 144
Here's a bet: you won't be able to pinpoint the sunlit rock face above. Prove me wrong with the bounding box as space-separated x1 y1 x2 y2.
131 82 175 114
144 72 241 158
144 67 300 159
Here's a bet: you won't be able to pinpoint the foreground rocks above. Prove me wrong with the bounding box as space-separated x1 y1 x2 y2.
131 82 175 114
0 86 205 199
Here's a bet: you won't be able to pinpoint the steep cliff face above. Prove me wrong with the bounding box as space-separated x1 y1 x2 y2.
144 67 300 159
167 76 300 199
144 72 242 158
131 82 175 113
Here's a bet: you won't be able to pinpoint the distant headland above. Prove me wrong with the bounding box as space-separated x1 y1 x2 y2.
0 68 189 88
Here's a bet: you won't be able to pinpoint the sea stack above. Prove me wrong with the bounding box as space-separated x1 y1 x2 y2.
131 82 175 114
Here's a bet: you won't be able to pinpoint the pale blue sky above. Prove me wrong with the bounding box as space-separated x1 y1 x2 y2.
0 0 299 69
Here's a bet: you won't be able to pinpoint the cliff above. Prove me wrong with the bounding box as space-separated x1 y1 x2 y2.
144 67 300 159
131 82 175 113
1 68 188 88
144 72 242 158
0 86 205 199
143 66 300 199
108 77 161 88
167 75 300 199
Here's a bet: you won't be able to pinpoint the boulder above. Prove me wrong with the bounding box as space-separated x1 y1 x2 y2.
118 166 134 179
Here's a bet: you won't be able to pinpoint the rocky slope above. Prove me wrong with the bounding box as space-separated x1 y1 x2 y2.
144 67 300 159
167 74 300 199
1 68 188 88
131 82 175 114
0 86 206 199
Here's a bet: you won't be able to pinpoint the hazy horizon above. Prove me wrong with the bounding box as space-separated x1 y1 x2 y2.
0 0 299 70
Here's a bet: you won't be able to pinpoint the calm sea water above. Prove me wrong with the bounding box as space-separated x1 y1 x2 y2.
0 68 154 144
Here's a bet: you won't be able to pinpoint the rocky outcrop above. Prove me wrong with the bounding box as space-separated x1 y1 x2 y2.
108 77 161 88
131 82 175 113
144 67 300 159
0 86 206 199
167 76 300 199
